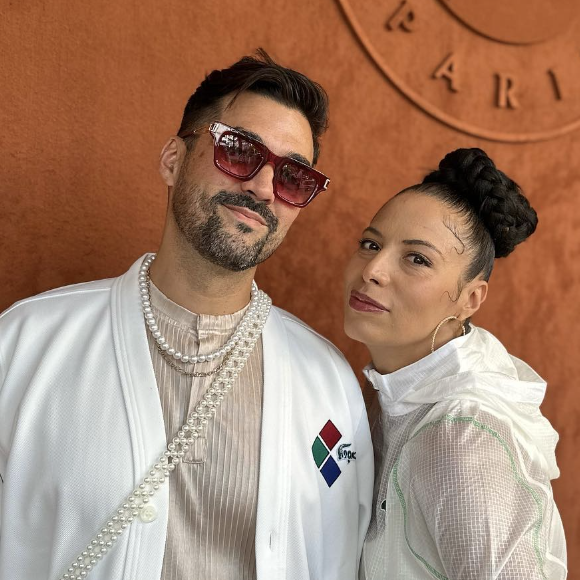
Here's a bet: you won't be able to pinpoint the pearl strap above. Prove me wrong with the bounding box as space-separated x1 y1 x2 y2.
140 254 260 364
59 257 272 580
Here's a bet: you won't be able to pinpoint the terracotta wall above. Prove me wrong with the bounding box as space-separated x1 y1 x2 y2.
1 0 578 573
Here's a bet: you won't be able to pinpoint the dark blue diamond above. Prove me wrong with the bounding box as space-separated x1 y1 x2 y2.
320 456 341 487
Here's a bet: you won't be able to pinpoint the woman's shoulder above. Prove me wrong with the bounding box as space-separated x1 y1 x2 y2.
406 398 516 457
400 398 558 485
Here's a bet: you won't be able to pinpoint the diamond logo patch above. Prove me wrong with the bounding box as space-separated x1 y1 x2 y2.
311 420 343 487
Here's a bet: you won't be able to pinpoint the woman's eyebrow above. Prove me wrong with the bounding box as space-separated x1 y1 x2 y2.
402 239 443 257
362 226 383 238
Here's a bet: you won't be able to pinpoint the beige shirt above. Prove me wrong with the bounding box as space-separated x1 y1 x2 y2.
147 282 263 580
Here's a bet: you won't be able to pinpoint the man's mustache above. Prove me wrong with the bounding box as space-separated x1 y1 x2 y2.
212 191 279 233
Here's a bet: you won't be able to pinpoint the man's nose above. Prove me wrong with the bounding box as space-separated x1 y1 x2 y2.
240 163 276 204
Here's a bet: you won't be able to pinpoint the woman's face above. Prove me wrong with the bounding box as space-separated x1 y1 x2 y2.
344 191 486 365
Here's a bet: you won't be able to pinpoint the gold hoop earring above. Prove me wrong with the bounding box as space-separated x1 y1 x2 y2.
430 316 466 353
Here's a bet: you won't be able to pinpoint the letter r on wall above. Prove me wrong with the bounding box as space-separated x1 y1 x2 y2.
496 73 520 109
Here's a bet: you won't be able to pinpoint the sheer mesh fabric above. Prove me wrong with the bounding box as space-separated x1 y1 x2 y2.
361 401 567 580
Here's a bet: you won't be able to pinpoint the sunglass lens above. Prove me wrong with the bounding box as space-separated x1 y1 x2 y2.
216 133 263 177
277 162 318 205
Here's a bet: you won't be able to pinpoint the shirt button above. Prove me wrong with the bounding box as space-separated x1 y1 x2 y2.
140 504 157 523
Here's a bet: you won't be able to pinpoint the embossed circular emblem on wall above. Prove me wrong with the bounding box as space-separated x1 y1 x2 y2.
337 0 580 142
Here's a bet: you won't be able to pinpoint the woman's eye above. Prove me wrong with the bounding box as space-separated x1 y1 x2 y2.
406 253 432 267
359 239 380 252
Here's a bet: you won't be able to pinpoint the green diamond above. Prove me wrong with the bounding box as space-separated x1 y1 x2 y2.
312 436 329 468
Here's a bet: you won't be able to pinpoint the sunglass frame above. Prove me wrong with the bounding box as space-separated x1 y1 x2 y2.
181 122 330 208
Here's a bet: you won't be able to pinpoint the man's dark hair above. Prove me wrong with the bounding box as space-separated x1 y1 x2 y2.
177 48 329 165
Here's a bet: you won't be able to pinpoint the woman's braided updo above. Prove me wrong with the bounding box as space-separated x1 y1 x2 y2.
404 148 538 281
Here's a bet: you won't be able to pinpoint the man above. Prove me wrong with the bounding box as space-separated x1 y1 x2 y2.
0 50 372 580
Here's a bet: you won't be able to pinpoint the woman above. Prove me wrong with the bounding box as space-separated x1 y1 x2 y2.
345 148 567 580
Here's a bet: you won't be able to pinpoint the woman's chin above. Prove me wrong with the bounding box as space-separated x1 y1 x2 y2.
344 319 386 349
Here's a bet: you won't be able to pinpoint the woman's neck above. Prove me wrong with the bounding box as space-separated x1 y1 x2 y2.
368 324 460 375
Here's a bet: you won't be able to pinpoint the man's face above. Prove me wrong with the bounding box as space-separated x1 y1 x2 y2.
170 92 315 271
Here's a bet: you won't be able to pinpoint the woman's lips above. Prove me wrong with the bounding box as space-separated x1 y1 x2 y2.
349 290 389 313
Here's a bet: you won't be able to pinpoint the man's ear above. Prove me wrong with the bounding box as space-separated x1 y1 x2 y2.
159 137 187 187
460 278 488 321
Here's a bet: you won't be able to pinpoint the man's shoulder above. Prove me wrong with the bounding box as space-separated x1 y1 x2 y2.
271 306 352 368
0 277 115 323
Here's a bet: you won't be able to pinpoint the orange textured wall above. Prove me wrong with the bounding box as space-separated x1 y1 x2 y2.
1 0 578 573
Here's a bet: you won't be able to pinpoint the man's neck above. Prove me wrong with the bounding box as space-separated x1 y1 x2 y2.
148 245 256 316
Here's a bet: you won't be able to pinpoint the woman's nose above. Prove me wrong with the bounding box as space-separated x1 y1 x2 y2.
362 255 390 286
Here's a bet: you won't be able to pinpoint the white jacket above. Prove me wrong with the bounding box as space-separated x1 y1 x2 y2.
360 326 566 580
0 256 373 580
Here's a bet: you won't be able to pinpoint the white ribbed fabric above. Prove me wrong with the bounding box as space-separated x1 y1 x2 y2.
360 326 567 580
147 282 263 580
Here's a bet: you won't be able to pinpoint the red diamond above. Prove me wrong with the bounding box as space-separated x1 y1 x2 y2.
319 420 341 450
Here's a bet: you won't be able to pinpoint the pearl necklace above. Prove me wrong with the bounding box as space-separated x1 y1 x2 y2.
59 256 272 580
156 344 231 377
140 254 260 364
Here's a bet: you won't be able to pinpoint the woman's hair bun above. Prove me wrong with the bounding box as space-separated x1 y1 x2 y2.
422 148 538 258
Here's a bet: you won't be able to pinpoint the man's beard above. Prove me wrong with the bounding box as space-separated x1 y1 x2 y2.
172 178 281 272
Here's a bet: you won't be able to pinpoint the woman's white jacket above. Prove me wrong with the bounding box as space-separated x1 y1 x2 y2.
0 256 373 580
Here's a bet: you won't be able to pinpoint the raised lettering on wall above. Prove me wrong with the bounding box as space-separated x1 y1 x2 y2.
433 53 460 92
386 1 415 33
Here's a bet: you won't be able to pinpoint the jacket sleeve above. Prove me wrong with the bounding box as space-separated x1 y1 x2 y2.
0 335 6 537
405 410 566 580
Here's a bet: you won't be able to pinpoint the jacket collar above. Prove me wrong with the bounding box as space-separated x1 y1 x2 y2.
111 254 170 579
364 326 547 416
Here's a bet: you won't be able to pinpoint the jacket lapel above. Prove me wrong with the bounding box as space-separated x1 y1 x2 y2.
255 306 292 580
110 254 169 580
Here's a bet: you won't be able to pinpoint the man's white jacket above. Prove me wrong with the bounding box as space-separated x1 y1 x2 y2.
0 256 373 580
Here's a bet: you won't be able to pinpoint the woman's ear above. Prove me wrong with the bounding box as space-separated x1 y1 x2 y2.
460 278 488 321
159 137 187 187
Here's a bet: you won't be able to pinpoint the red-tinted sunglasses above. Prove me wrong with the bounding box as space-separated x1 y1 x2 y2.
180 122 330 208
